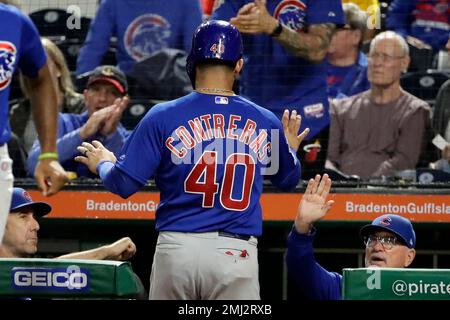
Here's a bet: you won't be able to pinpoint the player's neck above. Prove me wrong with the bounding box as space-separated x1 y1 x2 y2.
195 70 236 96
196 87 235 96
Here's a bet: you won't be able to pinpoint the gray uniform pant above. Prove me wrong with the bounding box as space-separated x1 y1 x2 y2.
149 231 260 300
0 144 13 243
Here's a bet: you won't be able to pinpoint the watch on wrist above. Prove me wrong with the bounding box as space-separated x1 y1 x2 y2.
269 21 283 37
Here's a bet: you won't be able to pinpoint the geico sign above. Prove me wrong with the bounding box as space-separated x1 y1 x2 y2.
12 268 89 291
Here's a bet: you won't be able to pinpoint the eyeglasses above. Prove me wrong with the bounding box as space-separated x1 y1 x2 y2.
363 235 400 250
336 24 354 31
368 52 405 61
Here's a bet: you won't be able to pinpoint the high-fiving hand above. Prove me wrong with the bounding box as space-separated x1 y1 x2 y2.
282 109 309 152
295 174 334 234
75 140 117 175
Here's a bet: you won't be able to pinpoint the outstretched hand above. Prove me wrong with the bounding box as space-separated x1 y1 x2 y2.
75 140 117 175
282 109 309 152
295 174 334 234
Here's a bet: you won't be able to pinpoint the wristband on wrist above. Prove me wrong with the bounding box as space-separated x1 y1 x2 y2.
38 152 59 161
269 21 283 37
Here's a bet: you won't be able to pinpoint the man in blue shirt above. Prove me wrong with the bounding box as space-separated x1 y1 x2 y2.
1 187 136 260
327 3 370 99
76 0 203 75
286 174 417 300
27 65 130 178
0 3 67 243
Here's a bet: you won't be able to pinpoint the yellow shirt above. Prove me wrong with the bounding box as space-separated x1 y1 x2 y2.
342 0 379 12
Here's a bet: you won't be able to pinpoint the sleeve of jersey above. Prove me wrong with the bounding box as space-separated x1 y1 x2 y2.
76 0 115 75
385 0 416 37
268 117 301 191
18 13 47 78
183 0 203 51
307 0 345 25
286 227 343 300
211 0 244 21
101 107 164 197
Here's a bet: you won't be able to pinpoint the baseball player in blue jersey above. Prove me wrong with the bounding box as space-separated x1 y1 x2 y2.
0 3 67 243
76 20 308 300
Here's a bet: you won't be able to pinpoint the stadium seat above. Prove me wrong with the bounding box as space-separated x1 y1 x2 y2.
29 8 70 39
400 70 450 105
29 9 91 41
121 99 159 130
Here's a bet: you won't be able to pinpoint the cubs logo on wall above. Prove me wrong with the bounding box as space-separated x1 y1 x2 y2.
0 41 17 91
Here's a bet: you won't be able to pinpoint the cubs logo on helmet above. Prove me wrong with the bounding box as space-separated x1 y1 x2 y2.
124 14 171 62
379 216 392 226
273 0 307 32
0 41 17 91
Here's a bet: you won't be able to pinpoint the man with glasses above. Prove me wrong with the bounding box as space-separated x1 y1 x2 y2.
285 174 416 300
325 31 430 179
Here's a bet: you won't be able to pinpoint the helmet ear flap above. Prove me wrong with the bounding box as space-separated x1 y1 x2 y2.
186 20 243 89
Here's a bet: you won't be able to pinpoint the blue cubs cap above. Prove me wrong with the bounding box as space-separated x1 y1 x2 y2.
10 188 52 218
360 214 416 249
186 20 243 88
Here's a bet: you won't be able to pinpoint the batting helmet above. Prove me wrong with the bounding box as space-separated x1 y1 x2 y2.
186 20 243 88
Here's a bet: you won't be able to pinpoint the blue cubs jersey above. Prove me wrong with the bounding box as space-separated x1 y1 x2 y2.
76 0 203 75
102 92 301 236
213 0 344 138
0 3 47 145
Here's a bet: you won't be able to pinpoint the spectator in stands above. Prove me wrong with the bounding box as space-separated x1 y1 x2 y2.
27 65 130 179
342 0 379 41
212 0 344 139
1 2 68 245
430 79 450 173
76 0 203 76
386 0 450 52
286 174 416 300
327 3 370 99
325 31 430 179
0 187 136 260
10 37 85 153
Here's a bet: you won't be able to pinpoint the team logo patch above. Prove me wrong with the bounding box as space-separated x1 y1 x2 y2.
215 96 228 104
22 190 32 202
303 103 324 119
0 41 17 91
124 14 171 62
379 216 392 226
273 0 307 31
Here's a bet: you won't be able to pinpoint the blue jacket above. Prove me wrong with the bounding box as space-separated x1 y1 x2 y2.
327 52 370 99
286 227 342 300
76 0 202 75
386 0 450 51
27 111 131 178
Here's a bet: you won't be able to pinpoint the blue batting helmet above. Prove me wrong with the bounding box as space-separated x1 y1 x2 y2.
186 20 243 88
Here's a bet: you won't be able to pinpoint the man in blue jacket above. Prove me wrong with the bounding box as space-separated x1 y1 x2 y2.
76 0 203 75
286 174 417 300
27 65 131 178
